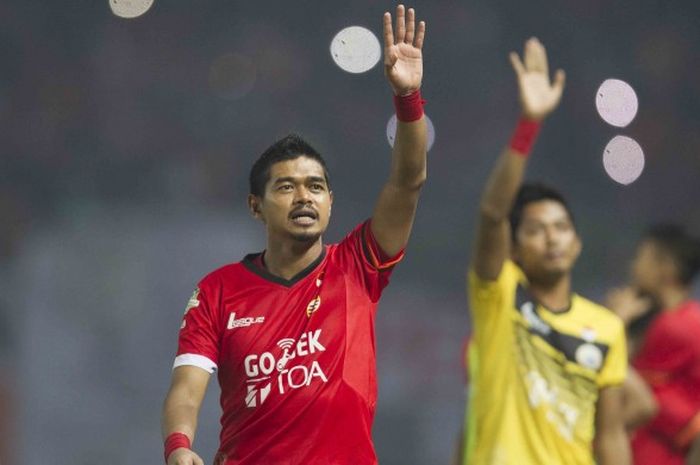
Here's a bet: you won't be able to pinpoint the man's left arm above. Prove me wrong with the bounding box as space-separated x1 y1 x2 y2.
370 4 428 257
594 385 632 465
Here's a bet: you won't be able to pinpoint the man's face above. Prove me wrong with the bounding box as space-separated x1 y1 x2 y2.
248 156 332 244
513 200 581 283
632 240 674 295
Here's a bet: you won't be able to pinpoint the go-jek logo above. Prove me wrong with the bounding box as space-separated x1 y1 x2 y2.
244 329 328 408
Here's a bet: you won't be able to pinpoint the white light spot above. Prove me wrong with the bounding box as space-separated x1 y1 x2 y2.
330 26 381 74
208 53 257 100
109 0 154 19
596 79 639 128
386 114 435 152
603 135 645 185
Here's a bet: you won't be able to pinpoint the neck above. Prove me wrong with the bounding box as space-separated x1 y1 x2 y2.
657 285 689 311
528 273 573 312
263 236 324 281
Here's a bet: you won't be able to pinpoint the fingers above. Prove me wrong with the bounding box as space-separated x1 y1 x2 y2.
552 69 566 102
405 7 415 44
509 52 525 77
383 12 394 48
385 5 425 49
395 4 406 43
532 38 549 76
523 38 541 73
414 21 426 49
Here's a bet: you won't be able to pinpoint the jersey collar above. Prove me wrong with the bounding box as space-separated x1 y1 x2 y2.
242 248 327 287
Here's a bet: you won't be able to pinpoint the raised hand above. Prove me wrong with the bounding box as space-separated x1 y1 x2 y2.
605 287 653 326
168 447 205 465
383 4 425 96
510 38 565 121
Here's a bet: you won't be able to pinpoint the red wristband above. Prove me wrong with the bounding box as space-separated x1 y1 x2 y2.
164 432 191 464
394 90 425 122
509 117 541 157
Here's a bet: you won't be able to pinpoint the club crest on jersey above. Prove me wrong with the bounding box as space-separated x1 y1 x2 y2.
306 296 321 317
575 343 603 371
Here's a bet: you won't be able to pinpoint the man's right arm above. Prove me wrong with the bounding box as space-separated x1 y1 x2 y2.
471 38 565 281
622 365 658 430
161 366 211 465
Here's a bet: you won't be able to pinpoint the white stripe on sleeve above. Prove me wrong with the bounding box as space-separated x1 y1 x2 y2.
173 354 217 374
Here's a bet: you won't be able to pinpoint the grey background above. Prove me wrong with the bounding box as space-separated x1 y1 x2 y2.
1 1 699 464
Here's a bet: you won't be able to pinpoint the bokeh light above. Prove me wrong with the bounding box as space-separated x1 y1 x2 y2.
108 0 154 19
603 135 645 185
330 26 381 74
595 79 639 128
386 114 435 152
208 53 257 101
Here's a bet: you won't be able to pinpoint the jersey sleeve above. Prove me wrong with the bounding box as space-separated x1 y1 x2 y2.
467 260 521 338
597 318 628 388
333 220 404 302
637 316 700 448
172 285 221 374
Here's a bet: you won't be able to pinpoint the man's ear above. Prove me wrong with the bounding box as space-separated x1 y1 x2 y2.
573 234 583 262
248 194 264 221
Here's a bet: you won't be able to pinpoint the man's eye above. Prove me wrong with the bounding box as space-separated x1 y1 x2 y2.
310 184 324 191
279 184 293 191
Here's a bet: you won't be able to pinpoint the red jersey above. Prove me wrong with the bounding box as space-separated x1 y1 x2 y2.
632 300 700 465
173 220 403 465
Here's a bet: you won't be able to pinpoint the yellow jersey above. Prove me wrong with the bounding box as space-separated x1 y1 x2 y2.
463 261 627 465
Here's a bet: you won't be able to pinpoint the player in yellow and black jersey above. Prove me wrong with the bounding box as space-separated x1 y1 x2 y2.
459 38 630 465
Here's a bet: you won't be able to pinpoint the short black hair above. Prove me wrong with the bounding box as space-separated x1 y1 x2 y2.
249 134 330 197
509 183 576 241
644 224 700 285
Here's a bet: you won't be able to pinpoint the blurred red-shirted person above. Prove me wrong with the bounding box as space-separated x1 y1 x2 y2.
609 224 700 465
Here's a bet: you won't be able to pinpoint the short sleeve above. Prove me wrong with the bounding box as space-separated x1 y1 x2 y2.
597 318 628 388
467 260 522 334
173 286 221 374
333 220 404 302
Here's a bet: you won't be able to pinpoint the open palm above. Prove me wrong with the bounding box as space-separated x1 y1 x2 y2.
383 5 425 96
510 38 566 120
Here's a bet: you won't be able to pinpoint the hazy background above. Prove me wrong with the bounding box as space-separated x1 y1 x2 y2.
1 1 699 464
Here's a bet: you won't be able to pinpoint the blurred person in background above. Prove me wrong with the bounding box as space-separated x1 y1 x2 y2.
460 38 630 465
161 5 428 465
0 305 15 465
608 224 700 465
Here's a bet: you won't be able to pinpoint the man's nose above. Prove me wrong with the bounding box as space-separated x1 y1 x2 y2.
294 186 312 203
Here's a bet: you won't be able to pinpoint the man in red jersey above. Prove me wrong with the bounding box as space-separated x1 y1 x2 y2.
160 5 428 465
609 224 700 465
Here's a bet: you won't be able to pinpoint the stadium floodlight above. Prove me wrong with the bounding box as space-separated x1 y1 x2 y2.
596 79 638 128
603 135 645 185
386 114 435 151
330 26 381 74
109 0 154 19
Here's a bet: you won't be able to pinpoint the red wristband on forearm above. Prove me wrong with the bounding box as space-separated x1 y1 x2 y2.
394 90 425 122
164 432 191 463
509 118 541 157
